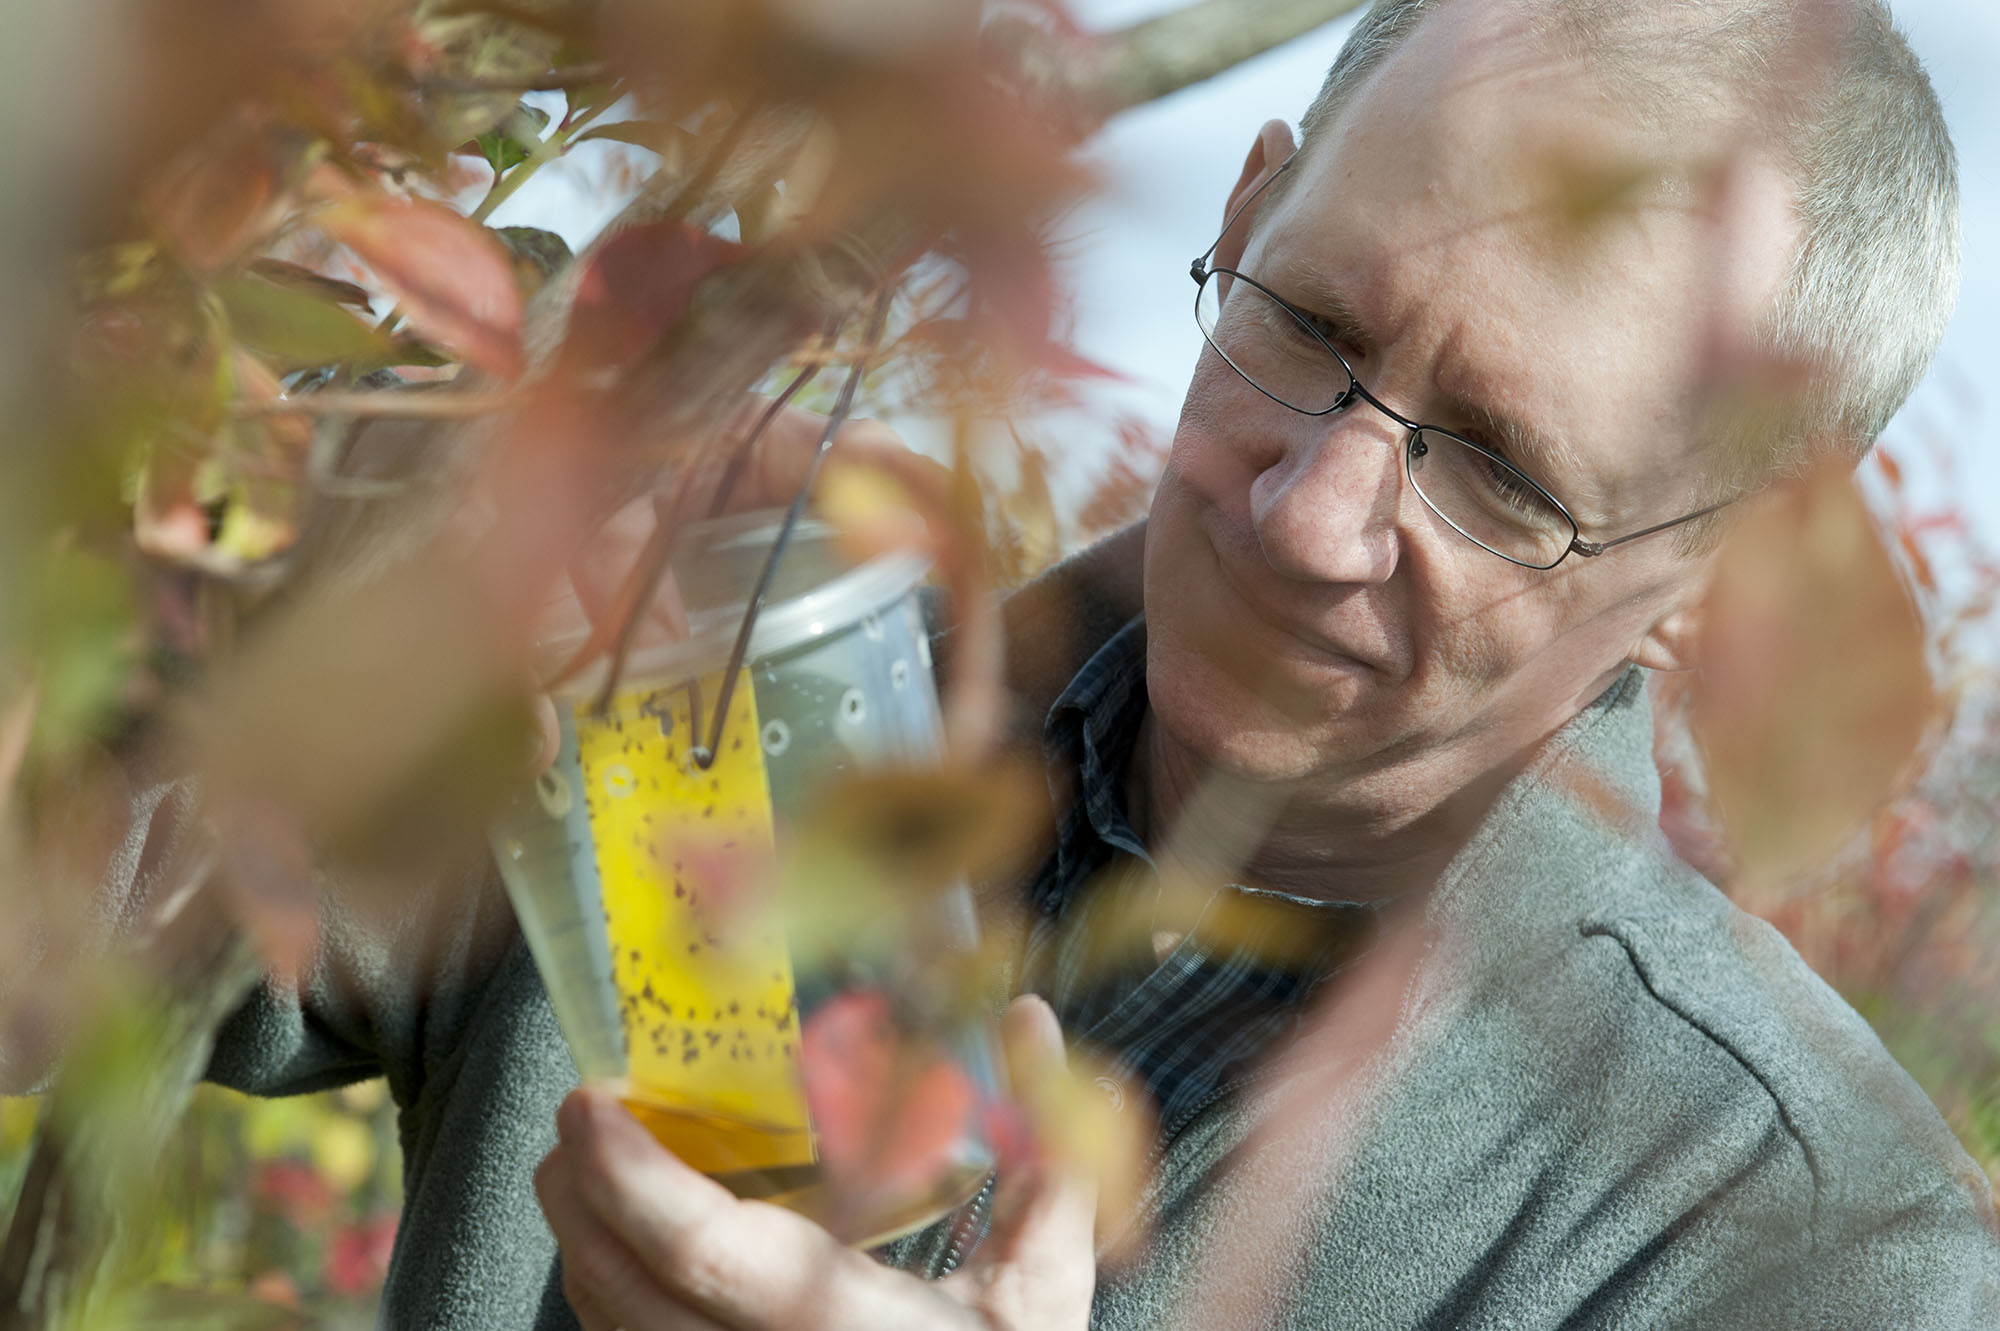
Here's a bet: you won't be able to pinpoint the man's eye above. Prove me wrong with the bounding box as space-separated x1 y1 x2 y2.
1286 309 1356 359
1470 449 1546 513
1300 311 1346 346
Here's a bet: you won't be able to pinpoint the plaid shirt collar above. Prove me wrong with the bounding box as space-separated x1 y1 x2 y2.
1034 618 1154 914
1023 617 1377 1137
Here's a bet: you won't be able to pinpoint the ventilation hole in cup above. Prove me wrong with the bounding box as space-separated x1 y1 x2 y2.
839 689 867 726
761 719 791 756
601 764 636 799
890 659 910 691
534 768 573 818
862 612 885 641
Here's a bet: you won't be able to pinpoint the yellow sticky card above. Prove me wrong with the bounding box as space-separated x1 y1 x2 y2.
574 672 814 1178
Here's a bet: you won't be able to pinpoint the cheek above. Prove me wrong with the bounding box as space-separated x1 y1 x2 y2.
1172 359 1285 495
1417 567 1644 728
1413 570 1574 698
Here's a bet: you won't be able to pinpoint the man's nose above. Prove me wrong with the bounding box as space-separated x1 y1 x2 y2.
1248 402 1404 585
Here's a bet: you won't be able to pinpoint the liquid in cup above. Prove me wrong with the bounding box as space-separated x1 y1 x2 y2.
492 515 1000 1244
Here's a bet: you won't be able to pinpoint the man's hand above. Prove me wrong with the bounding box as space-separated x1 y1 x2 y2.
534 996 1097 1331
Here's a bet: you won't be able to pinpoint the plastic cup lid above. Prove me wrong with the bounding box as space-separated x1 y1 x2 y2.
539 509 932 698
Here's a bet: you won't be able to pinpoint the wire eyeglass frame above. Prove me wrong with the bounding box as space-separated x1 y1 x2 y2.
1189 153 1735 571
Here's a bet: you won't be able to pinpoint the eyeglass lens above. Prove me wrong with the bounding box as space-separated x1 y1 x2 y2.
1194 271 1575 568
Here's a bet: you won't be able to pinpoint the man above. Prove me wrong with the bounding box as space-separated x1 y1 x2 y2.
40 0 1994 1327
533 0 2000 1328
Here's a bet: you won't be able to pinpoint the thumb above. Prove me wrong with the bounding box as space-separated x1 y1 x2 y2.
940 996 1096 1330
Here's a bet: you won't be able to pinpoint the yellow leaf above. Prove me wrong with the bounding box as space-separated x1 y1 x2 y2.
1 1096 40 1153
310 1115 375 1194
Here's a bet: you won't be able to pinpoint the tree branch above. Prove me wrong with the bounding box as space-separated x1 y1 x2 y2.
424 62 612 93
1095 0 1368 114
987 0 1368 136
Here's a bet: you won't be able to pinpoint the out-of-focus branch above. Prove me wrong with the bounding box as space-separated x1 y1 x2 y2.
987 0 1369 135
328 0 1370 653
424 62 611 93
522 0 1372 500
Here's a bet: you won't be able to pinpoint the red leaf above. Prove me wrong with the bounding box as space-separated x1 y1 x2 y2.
325 1212 398 1296
253 1159 333 1227
562 221 747 371
1909 511 1967 537
1874 445 1904 490
148 120 279 273
1898 529 1937 593
317 196 523 379
799 989 977 1197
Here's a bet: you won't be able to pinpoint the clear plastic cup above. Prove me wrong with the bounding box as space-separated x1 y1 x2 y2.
490 511 1000 1245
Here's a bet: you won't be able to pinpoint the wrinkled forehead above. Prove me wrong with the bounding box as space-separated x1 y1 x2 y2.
1252 1 1799 516
1354 1 1778 228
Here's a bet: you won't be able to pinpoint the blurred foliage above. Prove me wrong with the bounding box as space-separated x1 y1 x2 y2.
2 1081 400 1324
1653 432 2000 1184
0 0 1995 1322
0 0 1254 1322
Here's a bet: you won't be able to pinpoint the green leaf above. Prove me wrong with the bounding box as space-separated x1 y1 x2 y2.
475 102 551 173
495 225 573 287
216 275 396 371
475 128 531 173
24 544 134 749
247 256 371 308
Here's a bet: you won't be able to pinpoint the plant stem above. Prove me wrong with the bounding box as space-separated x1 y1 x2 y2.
473 111 593 225
231 390 516 419
426 63 613 94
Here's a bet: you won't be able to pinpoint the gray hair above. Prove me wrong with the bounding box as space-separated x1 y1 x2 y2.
1277 0 1960 501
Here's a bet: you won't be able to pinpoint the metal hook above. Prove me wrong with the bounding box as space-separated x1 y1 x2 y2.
686 291 894 771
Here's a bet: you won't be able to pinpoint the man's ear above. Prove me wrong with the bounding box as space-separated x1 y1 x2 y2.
1213 120 1300 275
1630 602 1706 674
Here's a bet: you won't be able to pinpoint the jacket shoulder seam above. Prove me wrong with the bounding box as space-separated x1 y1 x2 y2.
1579 917 1826 1242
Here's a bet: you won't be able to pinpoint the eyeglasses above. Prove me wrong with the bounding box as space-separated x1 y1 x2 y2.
1189 155 1732 570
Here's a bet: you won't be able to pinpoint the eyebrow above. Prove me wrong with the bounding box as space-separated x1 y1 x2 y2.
1269 258 1586 496
1270 258 1369 340
1452 398 1585 493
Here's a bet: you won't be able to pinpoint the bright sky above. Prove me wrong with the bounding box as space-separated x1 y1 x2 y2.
494 1 2000 605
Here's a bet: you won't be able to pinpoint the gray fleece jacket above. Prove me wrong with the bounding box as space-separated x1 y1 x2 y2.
886 665 2000 1329
52 634 2000 1329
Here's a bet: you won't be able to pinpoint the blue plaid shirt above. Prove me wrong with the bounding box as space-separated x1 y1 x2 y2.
1022 618 1378 1139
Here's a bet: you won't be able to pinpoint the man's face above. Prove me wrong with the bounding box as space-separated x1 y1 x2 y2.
1143 3 1795 792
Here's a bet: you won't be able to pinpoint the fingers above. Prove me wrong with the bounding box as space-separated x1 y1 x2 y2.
568 493 666 618
995 996 1100 1264
536 1141 728 1331
556 398 919 678
735 404 911 514
939 997 1097 1329
565 497 689 648
552 1089 969 1331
